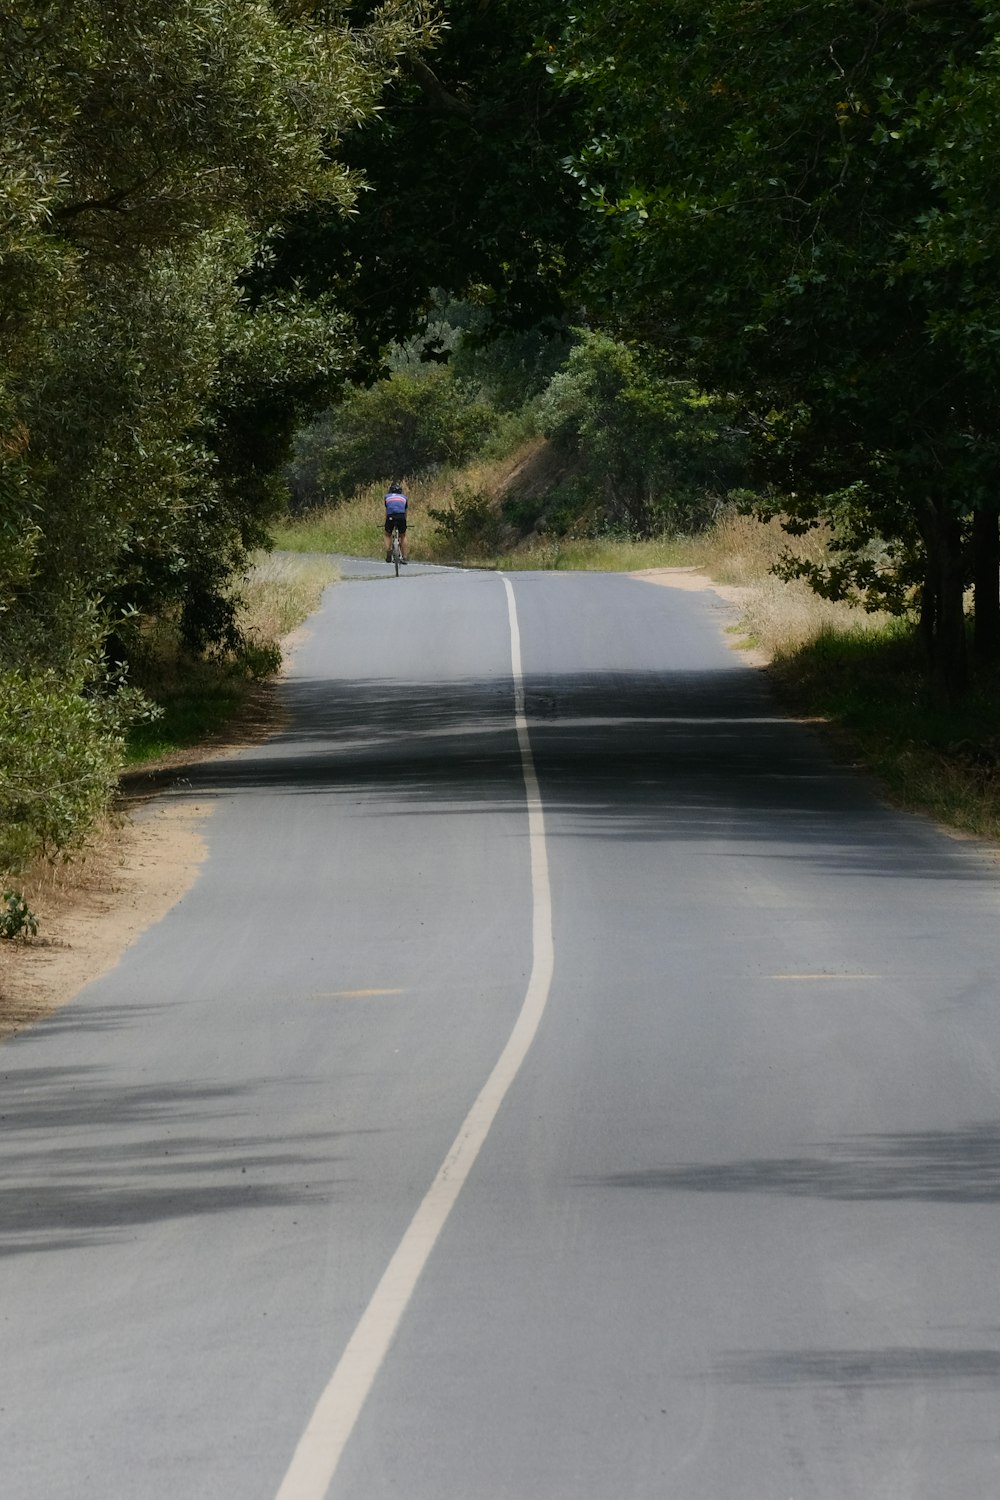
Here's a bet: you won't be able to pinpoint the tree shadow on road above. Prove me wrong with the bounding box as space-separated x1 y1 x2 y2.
585 1122 1000 1204
161 666 994 887
715 1345 1000 1389
0 1065 357 1258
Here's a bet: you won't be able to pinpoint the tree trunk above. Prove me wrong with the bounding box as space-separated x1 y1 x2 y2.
922 499 967 703
918 571 937 660
972 505 1000 666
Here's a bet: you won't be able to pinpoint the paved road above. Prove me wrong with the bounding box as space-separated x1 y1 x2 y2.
3 564 1000 1498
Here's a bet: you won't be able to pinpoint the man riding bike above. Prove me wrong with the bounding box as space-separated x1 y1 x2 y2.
384 485 409 563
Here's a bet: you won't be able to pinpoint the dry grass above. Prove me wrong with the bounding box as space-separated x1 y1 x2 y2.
688 515 1000 842
272 455 532 563
236 551 339 639
0 810 123 970
675 511 892 660
8 813 121 906
494 534 687 572
272 483 388 557
419 453 529 514
678 509 820 585
273 476 891 664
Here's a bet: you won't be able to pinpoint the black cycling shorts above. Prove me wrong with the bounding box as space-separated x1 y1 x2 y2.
385 513 407 534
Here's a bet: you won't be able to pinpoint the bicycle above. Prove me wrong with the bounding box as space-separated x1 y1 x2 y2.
388 523 403 576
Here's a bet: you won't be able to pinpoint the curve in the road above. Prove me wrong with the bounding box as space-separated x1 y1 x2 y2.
275 575 554 1500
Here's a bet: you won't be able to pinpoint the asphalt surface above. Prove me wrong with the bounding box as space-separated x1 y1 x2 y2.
3 563 1000 1498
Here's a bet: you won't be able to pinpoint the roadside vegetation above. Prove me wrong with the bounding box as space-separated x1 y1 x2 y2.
0 1 431 918
124 552 338 764
1 550 336 942
683 514 1000 840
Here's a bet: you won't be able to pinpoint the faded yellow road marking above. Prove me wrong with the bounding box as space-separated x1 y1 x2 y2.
769 974 881 981
310 988 404 999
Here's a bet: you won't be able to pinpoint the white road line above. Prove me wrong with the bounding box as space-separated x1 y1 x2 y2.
274 574 555 1500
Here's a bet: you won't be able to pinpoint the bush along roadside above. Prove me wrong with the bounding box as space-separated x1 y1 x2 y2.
124 552 337 763
0 552 338 938
0 666 139 859
0 890 39 942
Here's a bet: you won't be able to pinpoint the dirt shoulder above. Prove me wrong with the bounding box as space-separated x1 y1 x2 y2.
630 564 768 666
0 678 285 1043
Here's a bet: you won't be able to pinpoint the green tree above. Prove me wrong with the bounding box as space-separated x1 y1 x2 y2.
557 0 1000 697
0 0 431 872
3 0 431 656
290 365 498 506
538 331 744 534
256 0 585 366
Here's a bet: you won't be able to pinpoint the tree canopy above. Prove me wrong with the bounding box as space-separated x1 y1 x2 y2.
256 0 585 366
8 0 1000 876
1 0 433 660
0 0 432 874
556 0 1000 693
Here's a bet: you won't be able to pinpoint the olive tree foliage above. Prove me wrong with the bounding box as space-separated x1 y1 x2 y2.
555 0 1000 696
0 0 432 874
417 298 571 414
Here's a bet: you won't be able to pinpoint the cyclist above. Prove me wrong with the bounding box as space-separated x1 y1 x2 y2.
384 484 409 563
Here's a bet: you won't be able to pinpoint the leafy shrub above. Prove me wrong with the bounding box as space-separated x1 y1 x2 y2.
0 890 38 941
445 314 572 411
500 492 547 532
231 633 283 680
0 670 136 875
429 487 508 555
531 475 603 538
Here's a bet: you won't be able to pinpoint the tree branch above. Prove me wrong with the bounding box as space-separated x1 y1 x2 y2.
402 56 474 119
54 183 146 220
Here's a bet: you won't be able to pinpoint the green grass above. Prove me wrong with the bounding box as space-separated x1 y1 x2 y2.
770 621 1000 840
272 488 382 557
124 671 249 763
125 552 337 765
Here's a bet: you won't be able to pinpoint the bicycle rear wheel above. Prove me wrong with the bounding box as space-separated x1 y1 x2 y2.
391 528 401 576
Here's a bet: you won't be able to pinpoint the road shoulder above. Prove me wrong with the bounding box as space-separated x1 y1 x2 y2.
630 564 769 666
0 678 285 1043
